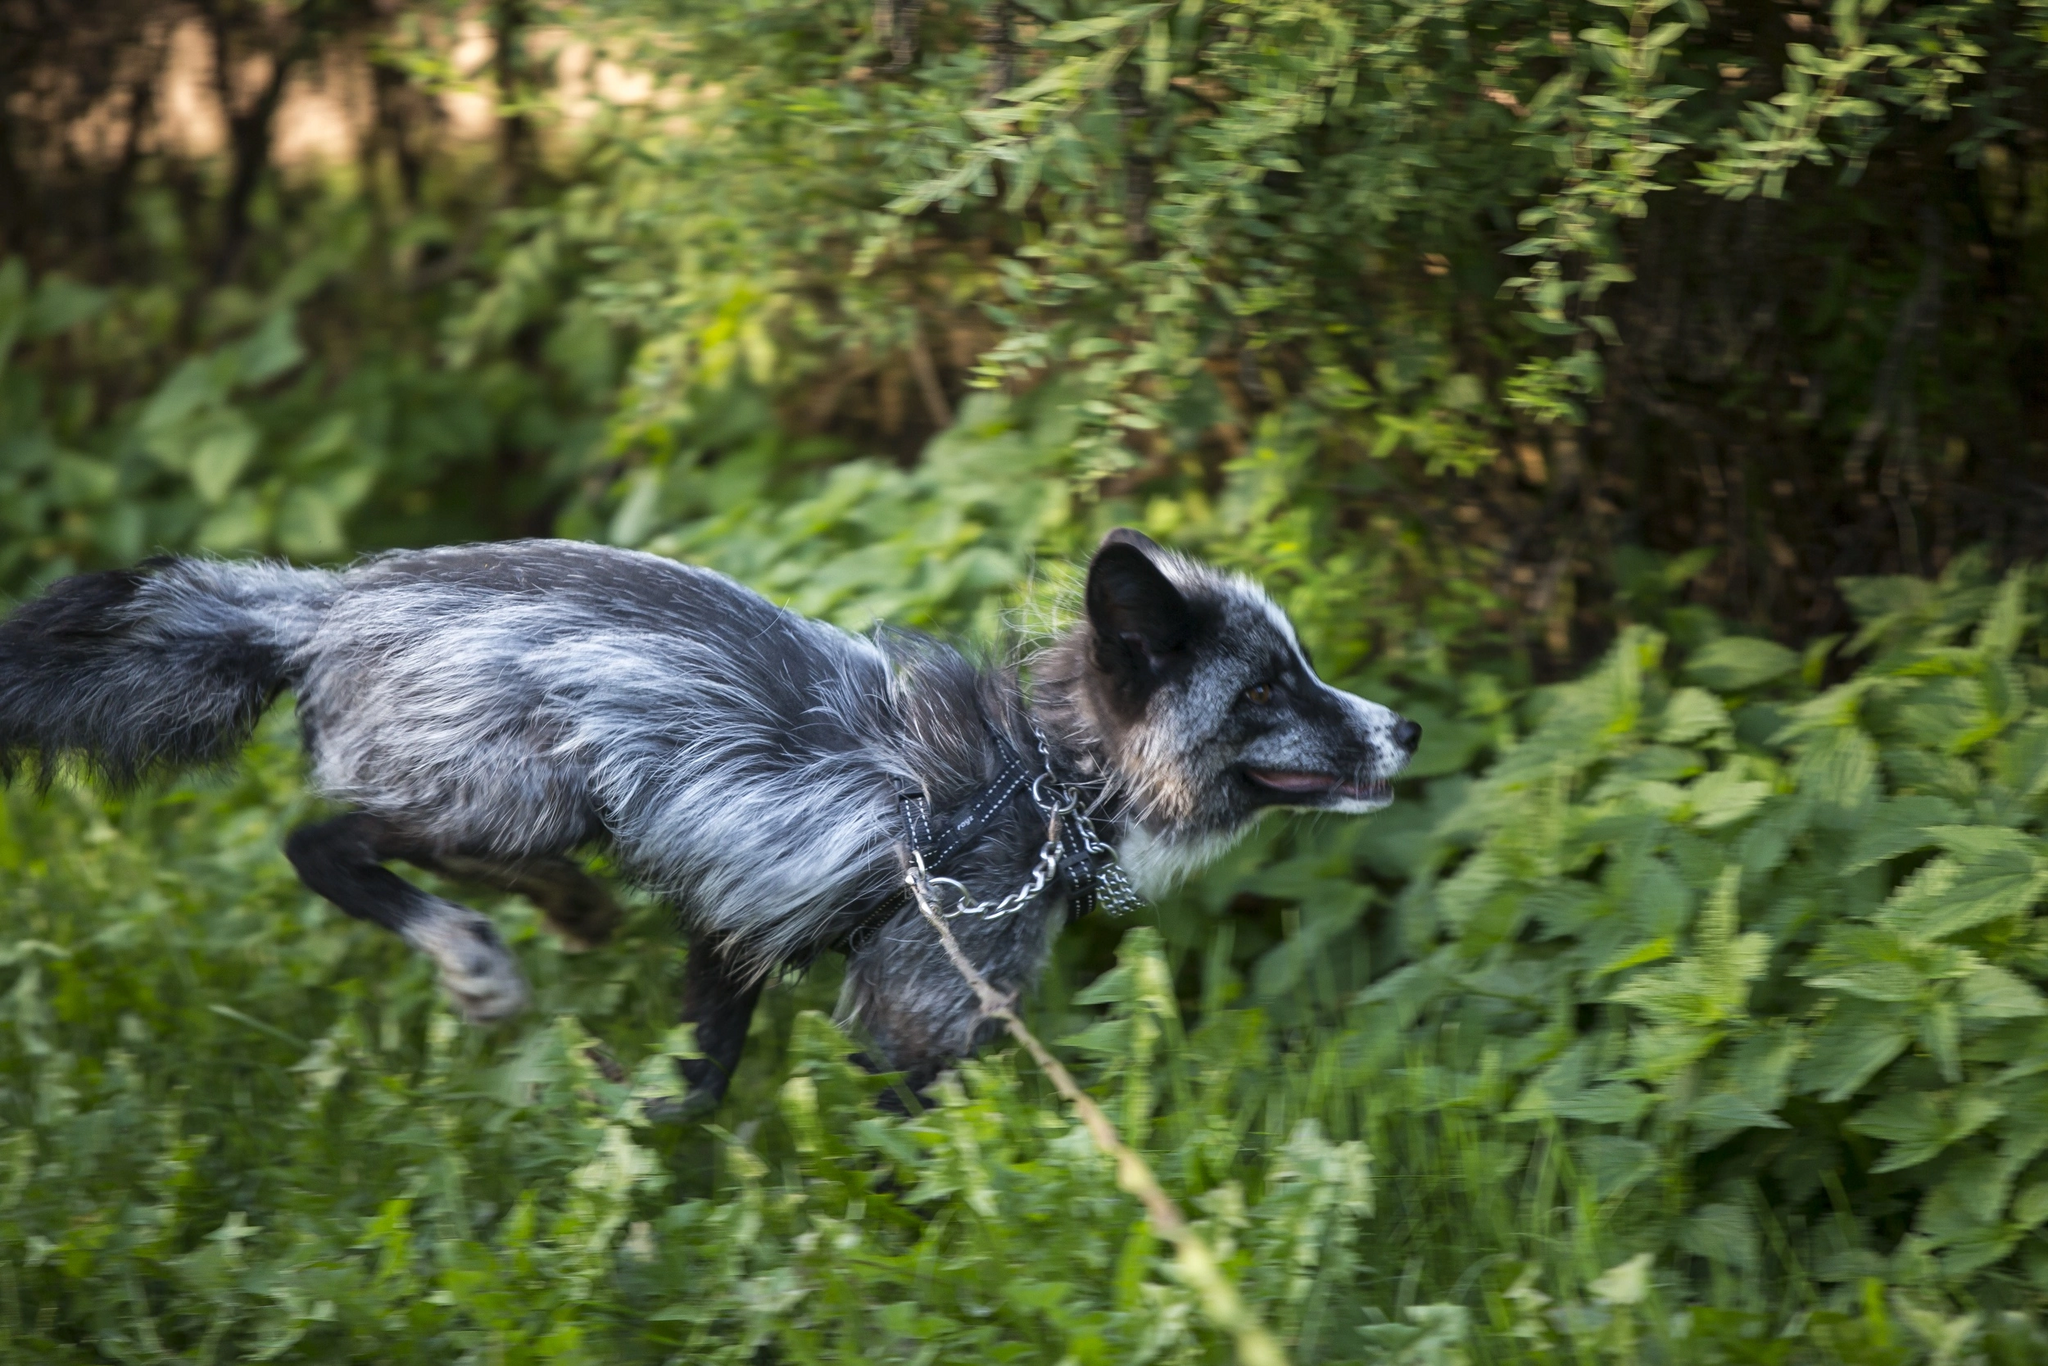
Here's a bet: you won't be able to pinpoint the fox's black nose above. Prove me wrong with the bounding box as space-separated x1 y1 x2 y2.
1392 718 1423 755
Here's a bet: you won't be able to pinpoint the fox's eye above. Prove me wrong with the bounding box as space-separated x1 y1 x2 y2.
1243 682 1274 705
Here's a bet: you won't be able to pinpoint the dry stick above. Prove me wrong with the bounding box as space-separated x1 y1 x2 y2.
908 880 1290 1366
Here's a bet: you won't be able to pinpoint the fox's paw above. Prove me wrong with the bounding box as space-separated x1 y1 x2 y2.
443 949 531 1023
406 905 531 1024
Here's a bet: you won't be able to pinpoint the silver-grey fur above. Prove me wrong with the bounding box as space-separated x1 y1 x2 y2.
0 531 1418 1103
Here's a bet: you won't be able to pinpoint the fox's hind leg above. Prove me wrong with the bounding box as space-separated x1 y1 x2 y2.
284 813 530 1023
423 854 623 951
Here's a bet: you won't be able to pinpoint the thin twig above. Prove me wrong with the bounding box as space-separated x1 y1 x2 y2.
907 879 1290 1366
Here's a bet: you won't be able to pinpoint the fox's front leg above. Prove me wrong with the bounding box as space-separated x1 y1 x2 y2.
838 905 1039 1098
671 937 766 1112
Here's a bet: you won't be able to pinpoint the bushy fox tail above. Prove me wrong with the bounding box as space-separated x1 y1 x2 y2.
0 557 338 786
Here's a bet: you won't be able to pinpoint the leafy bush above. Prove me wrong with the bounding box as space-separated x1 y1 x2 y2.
1163 552 2048 1327
1379 556 2048 1295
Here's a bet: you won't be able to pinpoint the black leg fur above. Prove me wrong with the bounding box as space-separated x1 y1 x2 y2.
284 814 530 1022
674 939 764 1110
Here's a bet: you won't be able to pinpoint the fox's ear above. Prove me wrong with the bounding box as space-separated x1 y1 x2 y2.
1086 530 1191 673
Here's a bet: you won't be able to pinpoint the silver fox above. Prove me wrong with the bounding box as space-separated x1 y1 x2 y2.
0 531 1418 1102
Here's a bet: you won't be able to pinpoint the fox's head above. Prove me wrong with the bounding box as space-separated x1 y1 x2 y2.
1046 529 1419 888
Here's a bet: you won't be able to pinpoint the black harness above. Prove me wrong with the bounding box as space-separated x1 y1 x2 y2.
840 727 1137 953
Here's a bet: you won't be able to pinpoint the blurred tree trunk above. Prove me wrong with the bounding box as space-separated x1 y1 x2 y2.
492 0 534 202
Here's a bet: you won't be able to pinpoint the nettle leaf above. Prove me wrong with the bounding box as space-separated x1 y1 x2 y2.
1553 1082 1655 1125
1796 1000 1914 1103
1889 676 1997 754
1956 965 2048 1021
1597 935 1674 977
1736 798 1801 879
1804 924 1977 1004
1881 746 1982 801
1875 832 2048 943
1684 1092 1790 1136
1682 1032 1803 1148
1993 1083 2048 1166
1793 726 1879 815
1659 687 1731 745
1683 765 1771 829
1846 1089 2005 1173
1629 1020 1722 1084
1526 881 1604 938
1961 662 2029 752
1843 795 1966 872
2013 1181 2048 1230
1685 637 1800 691
1923 998 1963 1083
1679 1202 1760 1271
235 310 305 387
1578 1135 1659 1201
186 411 261 504
1924 1152 2016 1233
1993 718 2048 799
1508 1043 1623 1122
1610 869 1766 1028
1434 848 1511 930
1973 573 2029 661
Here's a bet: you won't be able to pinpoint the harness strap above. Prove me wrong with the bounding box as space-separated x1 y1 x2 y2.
841 728 1134 953
908 749 1030 871
842 745 1033 953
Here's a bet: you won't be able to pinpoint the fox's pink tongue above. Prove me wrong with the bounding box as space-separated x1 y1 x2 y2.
1247 769 1340 794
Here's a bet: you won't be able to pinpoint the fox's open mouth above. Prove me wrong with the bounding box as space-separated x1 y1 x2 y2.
1245 769 1392 803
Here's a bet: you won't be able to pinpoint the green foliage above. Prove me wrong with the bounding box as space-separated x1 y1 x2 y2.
16 554 2048 1360
0 173 614 592
9 0 2048 1357
566 0 2046 476
1171 556 2048 1320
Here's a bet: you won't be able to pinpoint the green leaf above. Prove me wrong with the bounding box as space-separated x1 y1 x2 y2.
1685 766 1770 829
2013 1182 2048 1229
1054 1019 1131 1054
1553 1082 1655 1125
1685 637 1799 691
235 310 306 387
27 273 107 337
1975 573 2028 660
1797 1001 1912 1102
1609 867 1766 1027
1684 1092 1789 1134
186 412 261 504
1957 966 2048 1021
1842 796 1966 872
1678 1203 1759 1270
1847 1090 2004 1173
1994 719 2048 798
1578 1135 1658 1200
1794 726 1879 814
1875 837 2048 943
1805 925 1974 1004
1658 687 1730 744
